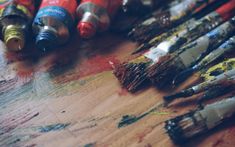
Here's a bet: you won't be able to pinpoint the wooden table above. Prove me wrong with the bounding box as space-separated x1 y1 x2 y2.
0 33 234 147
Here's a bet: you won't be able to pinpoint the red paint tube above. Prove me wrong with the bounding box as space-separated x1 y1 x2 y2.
76 0 122 38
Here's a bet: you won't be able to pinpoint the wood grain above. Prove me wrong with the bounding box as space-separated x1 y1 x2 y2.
0 33 234 147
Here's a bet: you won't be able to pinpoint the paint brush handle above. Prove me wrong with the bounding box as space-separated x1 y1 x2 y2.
178 16 235 68
172 35 235 86
196 36 235 69
216 0 235 21
129 0 218 42
192 68 235 93
168 0 235 53
197 85 235 106
165 68 235 103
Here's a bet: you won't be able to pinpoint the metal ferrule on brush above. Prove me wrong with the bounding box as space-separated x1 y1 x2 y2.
165 96 235 144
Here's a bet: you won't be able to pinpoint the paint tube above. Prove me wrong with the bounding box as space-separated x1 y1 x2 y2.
76 0 122 39
164 68 235 104
147 16 235 87
33 0 78 51
0 0 37 51
165 96 235 144
147 0 235 62
128 0 218 43
173 35 235 85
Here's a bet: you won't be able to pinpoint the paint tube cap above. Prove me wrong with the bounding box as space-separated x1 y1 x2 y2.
77 22 96 39
35 28 57 51
4 25 25 51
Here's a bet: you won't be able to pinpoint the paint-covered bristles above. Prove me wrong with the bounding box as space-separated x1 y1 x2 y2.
165 111 207 144
113 61 149 92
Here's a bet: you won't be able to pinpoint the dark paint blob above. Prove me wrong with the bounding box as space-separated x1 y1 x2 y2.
84 142 96 147
39 123 70 133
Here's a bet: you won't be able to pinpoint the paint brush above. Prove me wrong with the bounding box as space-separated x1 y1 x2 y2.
147 17 235 87
113 56 151 92
163 68 235 105
132 18 197 54
132 0 235 54
145 0 235 57
173 35 235 85
114 19 202 91
197 85 235 106
114 17 235 92
128 0 218 43
122 0 166 15
200 58 235 81
165 96 235 144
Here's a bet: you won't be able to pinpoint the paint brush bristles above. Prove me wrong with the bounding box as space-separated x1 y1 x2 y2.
113 56 152 92
165 96 235 144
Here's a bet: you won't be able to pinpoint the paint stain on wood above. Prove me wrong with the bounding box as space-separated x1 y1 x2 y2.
73 123 97 133
78 55 119 77
117 88 129 96
38 123 70 133
137 128 153 143
144 143 152 147
84 142 96 147
118 103 164 128
0 112 39 135
53 55 120 84
212 138 225 147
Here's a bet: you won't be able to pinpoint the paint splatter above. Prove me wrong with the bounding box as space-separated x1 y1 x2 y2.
38 123 70 133
84 142 96 147
144 143 152 147
73 123 97 133
118 103 164 128
68 55 119 79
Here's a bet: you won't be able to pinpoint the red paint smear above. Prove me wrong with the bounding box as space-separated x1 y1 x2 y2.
55 55 120 84
78 55 119 77
117 88 129 96
137 128 153 143
17 69 34 78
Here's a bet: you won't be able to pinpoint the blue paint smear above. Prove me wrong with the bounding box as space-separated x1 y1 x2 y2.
39 123 70 133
